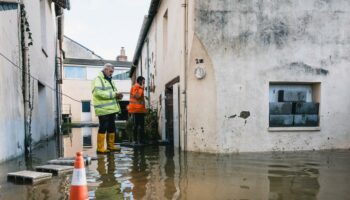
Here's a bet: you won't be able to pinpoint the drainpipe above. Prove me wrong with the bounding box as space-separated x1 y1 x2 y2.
55 14 63 157
146 38 151 108
23 38 30 155
16 1 24 155
19 1 30 156
182 0 189 151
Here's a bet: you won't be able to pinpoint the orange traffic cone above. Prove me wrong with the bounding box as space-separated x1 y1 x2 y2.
69 152 88 200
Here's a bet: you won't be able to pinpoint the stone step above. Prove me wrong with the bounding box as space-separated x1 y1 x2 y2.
7 170 52 185
47 156 91 166
35 165 74 175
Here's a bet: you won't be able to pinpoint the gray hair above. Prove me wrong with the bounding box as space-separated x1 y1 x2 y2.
103 63 114 70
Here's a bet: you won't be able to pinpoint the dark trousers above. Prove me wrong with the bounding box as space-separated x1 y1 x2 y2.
133 113 145 143
98 114 116 133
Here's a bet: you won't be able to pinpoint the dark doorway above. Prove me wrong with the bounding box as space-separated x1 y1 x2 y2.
118 101 129 120
165 76 179 144
165 86 173 143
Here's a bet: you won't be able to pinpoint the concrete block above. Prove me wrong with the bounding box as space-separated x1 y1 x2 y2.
295 103 319 114
269 102 293 115
269 115 294 127
47 156 91 166
294 115 318 126
283 90 306 102
35 165 74 175
7 170 52 185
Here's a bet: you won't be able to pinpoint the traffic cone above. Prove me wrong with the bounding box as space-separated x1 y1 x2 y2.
69 152 88 200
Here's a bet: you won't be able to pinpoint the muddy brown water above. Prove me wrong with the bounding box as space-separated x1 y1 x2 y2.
0 127 349 200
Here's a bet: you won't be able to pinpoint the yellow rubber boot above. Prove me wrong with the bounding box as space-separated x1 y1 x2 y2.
107 133 121 151
97 133 110 154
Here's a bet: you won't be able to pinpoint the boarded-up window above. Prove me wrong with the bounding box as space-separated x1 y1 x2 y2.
269 83 320 127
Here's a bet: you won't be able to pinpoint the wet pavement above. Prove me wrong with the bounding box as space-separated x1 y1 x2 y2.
0 127 350 199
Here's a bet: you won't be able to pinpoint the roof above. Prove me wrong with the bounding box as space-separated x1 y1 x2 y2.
130 0 161 77
63 36 103 60
64 58 132 68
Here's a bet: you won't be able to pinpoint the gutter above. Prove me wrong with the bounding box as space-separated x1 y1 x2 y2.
129 0 161 78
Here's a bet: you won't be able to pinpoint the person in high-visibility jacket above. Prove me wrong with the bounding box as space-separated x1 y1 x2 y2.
128 76 147 144
92 63 123 153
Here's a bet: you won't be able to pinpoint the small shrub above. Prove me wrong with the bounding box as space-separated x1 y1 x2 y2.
125 108 160 142
144 108 159 141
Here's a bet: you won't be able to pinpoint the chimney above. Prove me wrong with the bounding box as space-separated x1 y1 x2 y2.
116 47 128 61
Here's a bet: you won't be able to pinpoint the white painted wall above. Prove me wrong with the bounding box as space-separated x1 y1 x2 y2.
0 0 58 162
135 0 186 143
0 4 24 162
24 0 57 143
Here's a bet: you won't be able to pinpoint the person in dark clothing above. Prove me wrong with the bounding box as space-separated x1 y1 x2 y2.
128 76 147 144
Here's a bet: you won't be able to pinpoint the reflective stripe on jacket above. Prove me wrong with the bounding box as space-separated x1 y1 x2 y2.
128 83 147 113
92 71 121 116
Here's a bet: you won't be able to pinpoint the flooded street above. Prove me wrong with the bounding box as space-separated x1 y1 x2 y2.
0 127 350 199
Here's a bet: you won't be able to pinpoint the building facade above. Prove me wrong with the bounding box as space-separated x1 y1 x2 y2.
0 0 69 162
131 0 350 153
62 36 132 123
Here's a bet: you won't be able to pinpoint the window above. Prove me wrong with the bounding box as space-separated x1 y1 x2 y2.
64 66 86 79
269 83 320 127
86 67 103 80
82 101 91 113
113 71 130 80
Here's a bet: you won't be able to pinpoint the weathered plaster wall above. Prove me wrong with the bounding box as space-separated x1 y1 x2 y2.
0 5 25 162
24 0 57 143
192 0 350 152
0 1 58 162
186 35 218 152
136 0 186 140
139 0 184 107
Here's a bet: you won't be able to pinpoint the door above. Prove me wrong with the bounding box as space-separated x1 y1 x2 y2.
165 86 173 143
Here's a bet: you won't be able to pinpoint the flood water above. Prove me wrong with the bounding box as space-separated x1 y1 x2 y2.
0 127 350 200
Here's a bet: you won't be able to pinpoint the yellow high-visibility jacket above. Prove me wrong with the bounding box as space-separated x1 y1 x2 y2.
92 72 121 116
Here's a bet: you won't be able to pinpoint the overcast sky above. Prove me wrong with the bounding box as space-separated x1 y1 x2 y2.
64 0 151 61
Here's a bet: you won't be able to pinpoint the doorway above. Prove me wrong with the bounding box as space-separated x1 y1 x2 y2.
165 86 173 144
164 76 180 145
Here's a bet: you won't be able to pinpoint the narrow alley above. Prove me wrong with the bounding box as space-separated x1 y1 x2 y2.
2 0 350 199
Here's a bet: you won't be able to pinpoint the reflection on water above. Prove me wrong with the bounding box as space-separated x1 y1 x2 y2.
0 127 350 199
268 165 320 200
0 139 69 200
82 128 93 147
